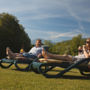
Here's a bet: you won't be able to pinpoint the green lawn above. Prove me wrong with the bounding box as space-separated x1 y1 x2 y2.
0 65 90 90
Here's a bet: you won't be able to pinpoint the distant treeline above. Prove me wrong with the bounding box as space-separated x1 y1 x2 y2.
44 34 86 56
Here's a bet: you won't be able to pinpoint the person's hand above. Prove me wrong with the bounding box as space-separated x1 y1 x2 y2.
82 45 86 51
37 53 42 58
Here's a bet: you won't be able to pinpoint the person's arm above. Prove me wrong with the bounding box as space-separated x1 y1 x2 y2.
78 46 83 55
37 53 42 58
28 47 34 53
83 45 90 58
89 52 90 57
37 47 44 58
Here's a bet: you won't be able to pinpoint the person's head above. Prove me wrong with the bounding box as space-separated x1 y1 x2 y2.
35 39 42 47
78 46 82 50
86 38 90 48
78 46 83 53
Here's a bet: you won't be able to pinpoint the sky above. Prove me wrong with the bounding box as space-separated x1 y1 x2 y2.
0 0 90 42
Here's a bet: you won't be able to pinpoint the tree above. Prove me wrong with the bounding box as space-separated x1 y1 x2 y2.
70 34 84 55
44 40 54 52
45 34 86 56
0 13 31 58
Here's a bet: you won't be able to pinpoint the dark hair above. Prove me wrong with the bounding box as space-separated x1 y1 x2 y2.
36 39 42 42
36 39 43 45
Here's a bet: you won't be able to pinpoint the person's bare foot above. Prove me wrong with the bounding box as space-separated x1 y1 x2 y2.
6 47 10 55
6 47 16 59
6 47 11 55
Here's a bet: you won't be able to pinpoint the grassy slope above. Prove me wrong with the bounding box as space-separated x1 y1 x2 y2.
0 65 90 90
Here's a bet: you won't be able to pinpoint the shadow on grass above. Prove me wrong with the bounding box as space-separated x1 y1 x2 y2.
47 69 78 73
42 74 90 80
2 68 89 80
11 68 32 72
11 68 90 80
12 68 41 74
61 75 90 80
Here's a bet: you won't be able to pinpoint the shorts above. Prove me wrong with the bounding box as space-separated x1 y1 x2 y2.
23 53 37 59
72 56 88 64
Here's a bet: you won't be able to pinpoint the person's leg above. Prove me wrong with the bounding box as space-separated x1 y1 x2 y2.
42 48 73 61
6 47 16 59
23 53 37 59
6 47 22 59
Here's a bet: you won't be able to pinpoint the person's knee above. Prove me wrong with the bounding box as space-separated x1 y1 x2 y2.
64 55 72 61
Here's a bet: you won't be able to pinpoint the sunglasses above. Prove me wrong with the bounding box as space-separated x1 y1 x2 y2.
86 41 90 43
78 50 83 52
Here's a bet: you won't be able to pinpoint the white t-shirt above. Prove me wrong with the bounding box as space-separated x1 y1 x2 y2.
74 54 85 59
75 49 90 59
28 46 43 56
72 50 89 63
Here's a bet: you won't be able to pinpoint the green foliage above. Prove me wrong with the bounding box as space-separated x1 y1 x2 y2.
70 34 85 55
46 34 86 56
0 13 31 58
44 40 54 52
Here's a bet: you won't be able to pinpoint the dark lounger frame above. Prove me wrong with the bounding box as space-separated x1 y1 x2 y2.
31 58 90 78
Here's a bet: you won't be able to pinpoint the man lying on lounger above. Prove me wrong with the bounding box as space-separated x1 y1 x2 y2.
6 39 44 60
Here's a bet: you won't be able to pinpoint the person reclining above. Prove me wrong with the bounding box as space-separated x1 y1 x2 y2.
42 38 90 63
6 39 44 60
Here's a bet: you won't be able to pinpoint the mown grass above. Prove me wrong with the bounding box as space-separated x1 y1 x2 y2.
0 65 90 90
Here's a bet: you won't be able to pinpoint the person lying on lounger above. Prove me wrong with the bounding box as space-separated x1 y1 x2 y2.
42 38 90 63
6 39 44 60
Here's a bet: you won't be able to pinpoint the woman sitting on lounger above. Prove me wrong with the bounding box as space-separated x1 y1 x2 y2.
42 38 90 63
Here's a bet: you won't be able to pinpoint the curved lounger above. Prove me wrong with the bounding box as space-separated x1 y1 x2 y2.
0 58 14 68
31 58 90 78
0 57 38 71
